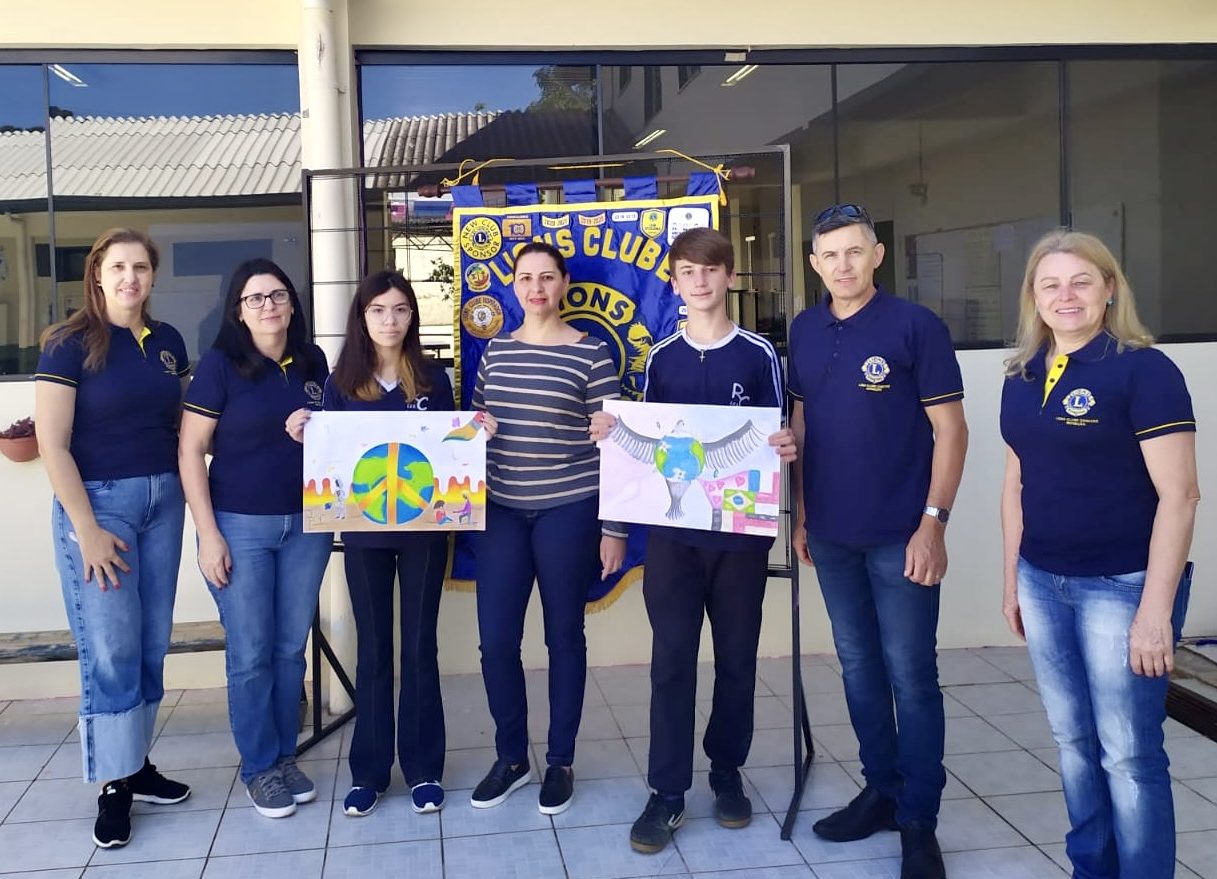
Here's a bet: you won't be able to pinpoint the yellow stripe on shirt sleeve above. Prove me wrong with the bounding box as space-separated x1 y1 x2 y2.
1135 420 1196 437
33 372 78 386
183 401 222 418
920 390 964 404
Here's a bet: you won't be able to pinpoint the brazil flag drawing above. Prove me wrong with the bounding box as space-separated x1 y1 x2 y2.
451 179 720 610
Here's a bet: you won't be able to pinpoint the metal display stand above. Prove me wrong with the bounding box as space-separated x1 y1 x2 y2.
296 550 357 756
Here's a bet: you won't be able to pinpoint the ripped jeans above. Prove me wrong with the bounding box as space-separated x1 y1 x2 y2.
1018 557 1191 879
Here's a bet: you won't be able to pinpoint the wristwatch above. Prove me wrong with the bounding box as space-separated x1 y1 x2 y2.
923 505 950 524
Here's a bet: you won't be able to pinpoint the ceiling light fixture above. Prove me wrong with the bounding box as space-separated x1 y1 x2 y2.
633 128 666 149
49 64 87 87
721 64 758 87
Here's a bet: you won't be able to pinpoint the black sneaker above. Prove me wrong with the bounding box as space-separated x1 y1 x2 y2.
812 786 898 841
708 767 752 828
470 757 531 808
538 765 574 815
92 781 132 848
630 793 685 854
900 826 946 879
126 758 191 805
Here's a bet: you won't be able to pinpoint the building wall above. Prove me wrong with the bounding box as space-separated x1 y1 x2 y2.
4 0 1215 50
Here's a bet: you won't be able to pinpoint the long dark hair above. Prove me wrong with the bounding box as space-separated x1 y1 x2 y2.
331 270 432 402
211 258 318 379
41 228 159 371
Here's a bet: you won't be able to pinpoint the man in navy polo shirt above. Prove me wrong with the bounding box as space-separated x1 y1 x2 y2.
789 204 968 879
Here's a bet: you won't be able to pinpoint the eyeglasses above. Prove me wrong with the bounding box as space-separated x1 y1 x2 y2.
365 304 413 323
813 203 874 230
241 289 291 309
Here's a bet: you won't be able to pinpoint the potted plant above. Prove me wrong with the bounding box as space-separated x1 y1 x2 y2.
0 417 39 463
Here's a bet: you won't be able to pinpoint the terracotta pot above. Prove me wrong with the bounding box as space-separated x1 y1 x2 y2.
0 435 39 463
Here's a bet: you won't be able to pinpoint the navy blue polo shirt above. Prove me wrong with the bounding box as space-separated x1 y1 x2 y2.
35 322 190 481
183 345 329 515
642 325 785 552
322 362 455 550
1000 333 1195 576
789 289 964 547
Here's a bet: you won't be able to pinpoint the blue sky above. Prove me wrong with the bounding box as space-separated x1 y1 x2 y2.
0 62 548 129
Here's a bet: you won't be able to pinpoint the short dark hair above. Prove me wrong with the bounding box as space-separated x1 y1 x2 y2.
811 203 877 249
513 241 569 278
667 227 734 274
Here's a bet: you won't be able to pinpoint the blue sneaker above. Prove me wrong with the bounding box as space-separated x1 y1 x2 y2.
411 781 445 814
343 786 379 817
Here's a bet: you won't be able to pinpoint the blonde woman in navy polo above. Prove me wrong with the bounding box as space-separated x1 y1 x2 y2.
178 258 333 819
35 228 193 849
1000 231 1197 879
307 271 454 819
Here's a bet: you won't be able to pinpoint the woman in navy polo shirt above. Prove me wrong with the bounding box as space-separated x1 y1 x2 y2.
35 228 193 849
1000 231 1198 879
305 271 454 818
178 258 332 819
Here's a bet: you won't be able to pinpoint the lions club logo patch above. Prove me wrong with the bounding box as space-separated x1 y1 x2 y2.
304 381 323 406
861 356 890 384
459 217 502 261
1063 388 1096 417
159 350 178 373
461 295 504 339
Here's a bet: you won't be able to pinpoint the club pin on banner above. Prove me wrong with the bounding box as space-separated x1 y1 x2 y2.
449 171 725 609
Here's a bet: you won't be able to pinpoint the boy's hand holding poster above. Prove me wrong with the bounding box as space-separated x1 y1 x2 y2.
303 411 487 533
598 399 782 536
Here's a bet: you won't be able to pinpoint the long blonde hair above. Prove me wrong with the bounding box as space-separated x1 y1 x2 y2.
40 228 159 372
1004 229 1153 378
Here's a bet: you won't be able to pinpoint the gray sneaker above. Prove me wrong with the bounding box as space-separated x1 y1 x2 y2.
246 769 296 818
277 758 317 804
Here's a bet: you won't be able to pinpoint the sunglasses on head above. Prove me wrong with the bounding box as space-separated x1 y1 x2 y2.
813 203 874 229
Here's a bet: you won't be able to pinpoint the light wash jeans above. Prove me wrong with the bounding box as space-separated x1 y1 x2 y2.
52 472 185 783
207 511 332 783
1018 557 1192 879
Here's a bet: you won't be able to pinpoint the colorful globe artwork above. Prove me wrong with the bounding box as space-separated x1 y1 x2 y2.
350 443 435 525
654 435 706 483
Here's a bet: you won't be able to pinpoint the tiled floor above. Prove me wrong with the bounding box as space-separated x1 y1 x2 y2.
2 647 1216 878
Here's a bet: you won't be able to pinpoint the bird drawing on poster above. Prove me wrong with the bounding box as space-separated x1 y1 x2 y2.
606 418 766 519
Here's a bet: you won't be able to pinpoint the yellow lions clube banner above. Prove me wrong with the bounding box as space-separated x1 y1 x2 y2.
449 186 721 608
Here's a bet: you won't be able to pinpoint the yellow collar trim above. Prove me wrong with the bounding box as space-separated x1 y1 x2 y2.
1042 354 1068 408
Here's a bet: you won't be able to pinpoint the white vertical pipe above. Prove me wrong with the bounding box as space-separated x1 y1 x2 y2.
300 0 358 714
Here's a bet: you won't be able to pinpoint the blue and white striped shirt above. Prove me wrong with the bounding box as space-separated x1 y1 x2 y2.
474 335 626 536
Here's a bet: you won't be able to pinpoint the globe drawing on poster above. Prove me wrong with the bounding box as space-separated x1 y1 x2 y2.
598 400 782 536
302 411 487 533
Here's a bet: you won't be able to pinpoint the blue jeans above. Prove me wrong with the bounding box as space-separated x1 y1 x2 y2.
344 537 447 790
1018 557 1191 879
476 497 600 768
207 511 332 783
52 473 185 783
806 536 945 828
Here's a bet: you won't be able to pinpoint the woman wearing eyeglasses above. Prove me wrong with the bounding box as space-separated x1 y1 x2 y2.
292 271 454 818
179 258 333 819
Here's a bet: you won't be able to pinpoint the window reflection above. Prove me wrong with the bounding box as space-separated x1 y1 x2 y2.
1070 60 1217 339
835 62 1061 344
0 65 50 374
46 63 302 360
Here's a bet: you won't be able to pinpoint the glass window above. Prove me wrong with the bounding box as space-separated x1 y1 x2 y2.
644 66 662 121
360 64 597 163
0 65 49 375
47 62 302 360
1070 60 1217 339
834 61 1062 345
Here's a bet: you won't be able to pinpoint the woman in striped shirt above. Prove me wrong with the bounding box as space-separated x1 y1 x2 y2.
469 241 626 816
